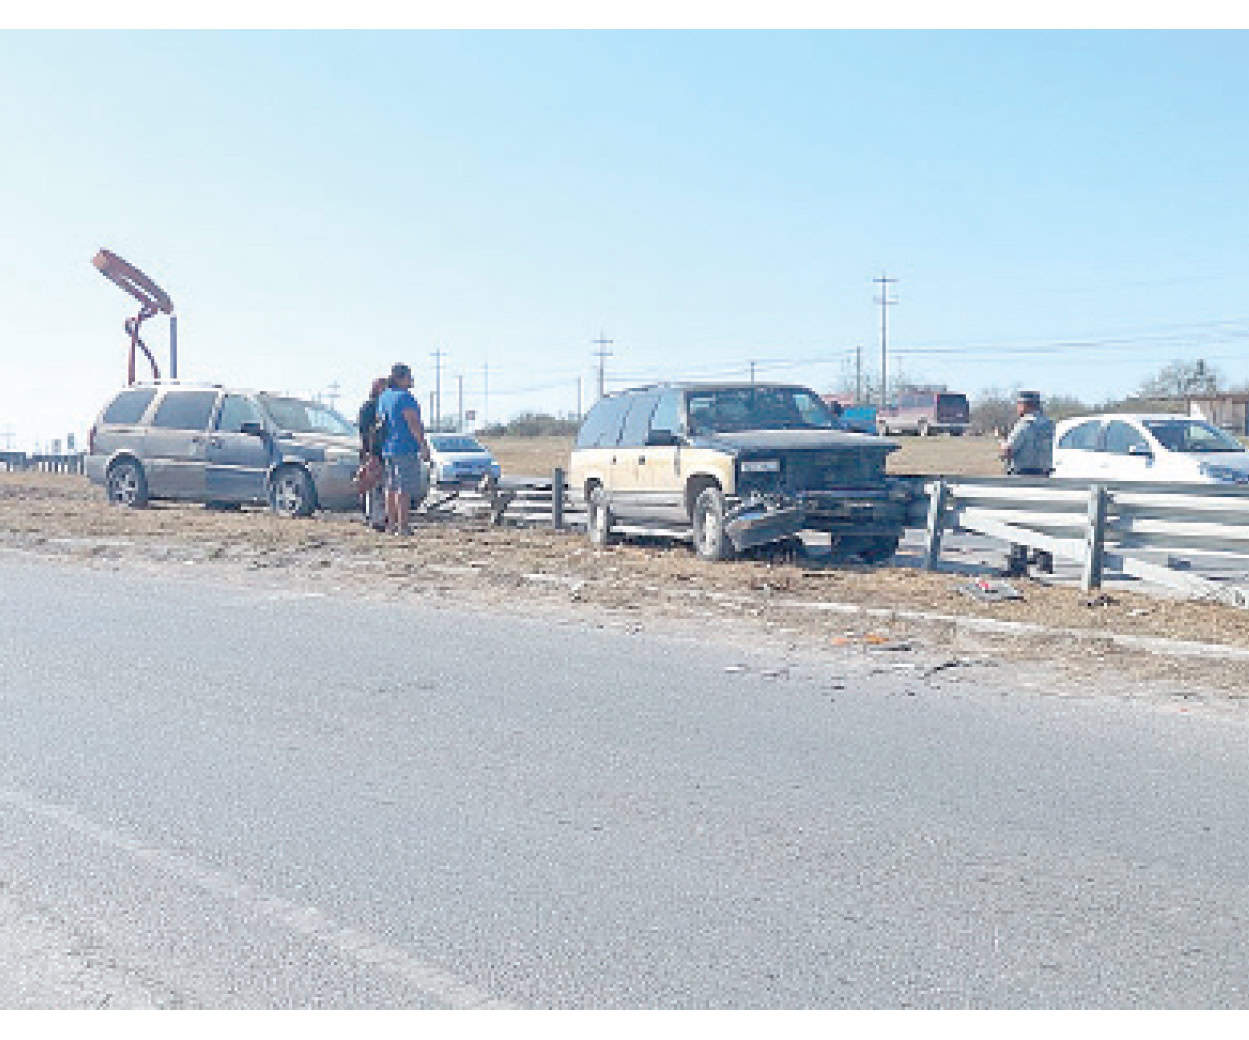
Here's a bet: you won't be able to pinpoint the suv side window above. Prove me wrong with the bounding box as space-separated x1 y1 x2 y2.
575 395 629 449
216 394 262 433
650 390 682 437
1059 420 1100 451
620 393 660 447
1104 420 1149 455
101 388 157 425
150 391 219 431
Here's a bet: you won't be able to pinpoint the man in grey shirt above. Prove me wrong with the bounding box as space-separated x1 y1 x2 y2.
1000 390 1055 575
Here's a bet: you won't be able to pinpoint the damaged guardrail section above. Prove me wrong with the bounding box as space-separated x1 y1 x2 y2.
920 476 1249 607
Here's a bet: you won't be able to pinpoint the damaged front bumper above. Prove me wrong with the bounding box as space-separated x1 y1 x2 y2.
723 483 916 551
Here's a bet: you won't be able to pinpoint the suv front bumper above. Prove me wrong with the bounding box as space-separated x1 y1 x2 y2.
723 484 915 550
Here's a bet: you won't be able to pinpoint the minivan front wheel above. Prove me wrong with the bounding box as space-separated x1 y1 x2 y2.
691 487 735 562
269 465 316 517
106 458 148 508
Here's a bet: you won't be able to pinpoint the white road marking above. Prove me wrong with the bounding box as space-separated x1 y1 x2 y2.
0 784 518 1009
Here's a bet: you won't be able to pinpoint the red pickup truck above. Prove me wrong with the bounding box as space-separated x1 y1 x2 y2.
877 391 970 436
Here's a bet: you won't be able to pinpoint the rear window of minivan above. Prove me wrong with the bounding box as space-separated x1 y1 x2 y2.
101 388 157 425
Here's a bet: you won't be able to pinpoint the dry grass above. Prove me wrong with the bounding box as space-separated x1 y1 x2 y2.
479 432 1003 479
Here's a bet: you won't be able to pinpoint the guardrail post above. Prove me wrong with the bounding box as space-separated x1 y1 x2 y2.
922 479 949 571
1082 483 1108 591
552 467 565 530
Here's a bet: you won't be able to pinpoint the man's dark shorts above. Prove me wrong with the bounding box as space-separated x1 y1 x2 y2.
384 454 427 497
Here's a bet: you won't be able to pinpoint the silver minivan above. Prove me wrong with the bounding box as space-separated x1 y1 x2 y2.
84 383 361 515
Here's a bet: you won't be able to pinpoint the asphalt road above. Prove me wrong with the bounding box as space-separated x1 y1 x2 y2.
2 554 1249 1009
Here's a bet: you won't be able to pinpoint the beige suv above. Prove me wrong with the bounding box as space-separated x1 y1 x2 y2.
569 382 910 562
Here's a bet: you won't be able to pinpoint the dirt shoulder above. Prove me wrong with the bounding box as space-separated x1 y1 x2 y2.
4 471 1249 703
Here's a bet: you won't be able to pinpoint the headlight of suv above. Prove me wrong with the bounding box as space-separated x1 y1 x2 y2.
739 459 780 473
1199 463 1249 484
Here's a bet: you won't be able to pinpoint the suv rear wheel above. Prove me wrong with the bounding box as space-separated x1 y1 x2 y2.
691 486 735 562
269 465 316 517
106 458 148 508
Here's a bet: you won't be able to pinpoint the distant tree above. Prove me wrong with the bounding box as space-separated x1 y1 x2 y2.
480 412 581 438
1136 359 1222 399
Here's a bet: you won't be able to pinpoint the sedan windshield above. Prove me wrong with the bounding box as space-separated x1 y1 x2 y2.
686 387 841 434
260 396 356 436
1142 419 1245 453
429 436 487 453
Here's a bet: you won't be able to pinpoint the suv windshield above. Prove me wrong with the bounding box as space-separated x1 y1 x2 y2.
260 396 355 436
686 387 841 434
429 436 486 453
1142 419 1245 453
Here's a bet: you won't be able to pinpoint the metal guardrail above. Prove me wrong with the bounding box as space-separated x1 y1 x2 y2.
921 476 1249 607
0 452 85 474
424 468 587 530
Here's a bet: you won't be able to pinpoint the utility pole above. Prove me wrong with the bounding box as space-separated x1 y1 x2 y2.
457 374 464 433
873 273 898 409
324 381 341 413
855 344 863 404
576 376 582 420
430 347 446 431
749 360 757 384
482 361 489 428
592 332 614 399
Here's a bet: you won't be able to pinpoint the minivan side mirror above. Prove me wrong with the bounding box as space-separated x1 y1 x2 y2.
239 421 265 437
1127 443 1153 458
646 428 679 447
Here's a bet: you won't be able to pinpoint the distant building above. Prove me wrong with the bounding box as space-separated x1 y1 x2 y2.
1188 393 1249 435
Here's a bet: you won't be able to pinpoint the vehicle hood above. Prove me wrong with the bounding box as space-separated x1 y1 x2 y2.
690 429 899 454
432 451 496 465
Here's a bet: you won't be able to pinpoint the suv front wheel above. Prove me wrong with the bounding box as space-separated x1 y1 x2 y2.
587 485 615 546
269 465 317 517
691 486 735 562
106 458 148 508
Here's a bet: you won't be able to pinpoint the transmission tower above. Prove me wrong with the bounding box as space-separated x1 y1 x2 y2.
592 333 614 399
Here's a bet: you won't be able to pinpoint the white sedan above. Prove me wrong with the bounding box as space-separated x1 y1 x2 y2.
426 434 502 487
1052 413 1249 484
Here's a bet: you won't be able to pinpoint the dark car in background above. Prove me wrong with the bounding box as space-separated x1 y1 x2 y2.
84 383 361 516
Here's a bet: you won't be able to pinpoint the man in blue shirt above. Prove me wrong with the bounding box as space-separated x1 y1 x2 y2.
376 362 431 536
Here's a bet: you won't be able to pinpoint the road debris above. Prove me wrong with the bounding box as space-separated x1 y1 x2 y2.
957 578 1024 603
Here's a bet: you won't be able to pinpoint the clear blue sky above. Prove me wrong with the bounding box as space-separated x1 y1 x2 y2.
2 30 1248 448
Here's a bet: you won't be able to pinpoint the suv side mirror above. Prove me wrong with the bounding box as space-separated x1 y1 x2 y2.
646 428 679 447
1127 443 1152 458
239 421 265 437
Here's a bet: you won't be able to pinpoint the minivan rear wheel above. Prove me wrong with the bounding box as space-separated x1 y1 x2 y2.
106 458 148 508
269 465 316 517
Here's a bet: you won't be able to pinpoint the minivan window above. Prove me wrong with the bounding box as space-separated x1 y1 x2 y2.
101 388 157 425
150 390 219 431
620 393 660 447
1059 420 1100 451
260 397 356 436
216 394 263 433
575 395 629 449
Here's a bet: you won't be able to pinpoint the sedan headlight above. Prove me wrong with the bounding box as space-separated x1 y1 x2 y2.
1199 463 1249 484
740 459 780 473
